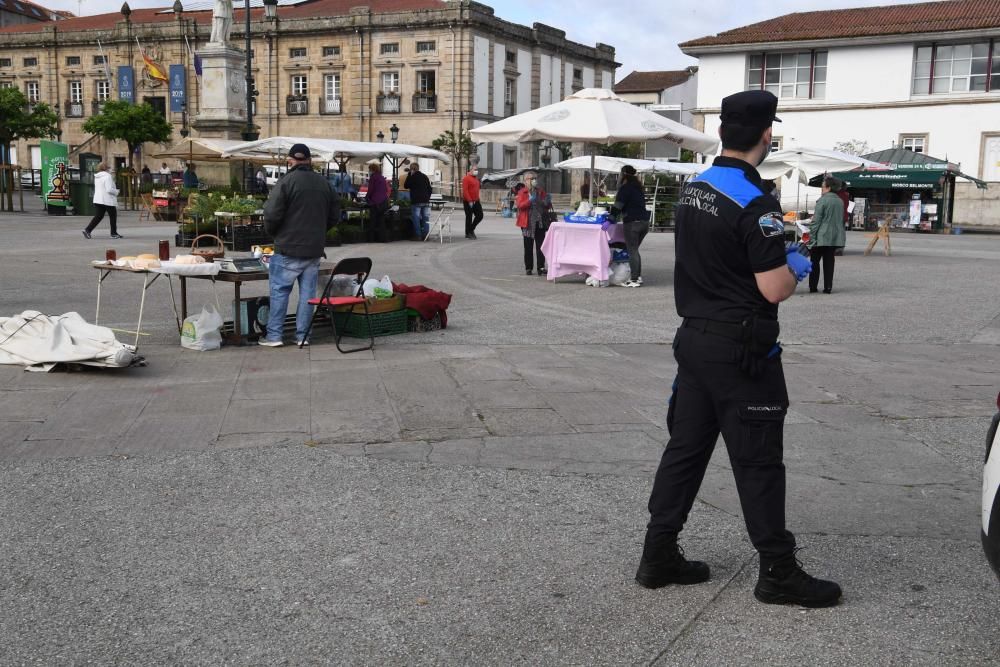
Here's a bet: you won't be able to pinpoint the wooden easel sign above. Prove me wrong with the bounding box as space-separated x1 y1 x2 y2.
864 224 891 256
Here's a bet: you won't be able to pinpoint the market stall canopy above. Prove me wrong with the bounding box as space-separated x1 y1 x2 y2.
480 166 552 183
810 148 988 190
556 155 710 176
220 136 450 163
468 88 719 153
758 147 886 181
151 138 252 162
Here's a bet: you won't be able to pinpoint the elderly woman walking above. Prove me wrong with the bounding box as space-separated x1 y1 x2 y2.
515 174 551 275
808 176 847 294
82 162 122 239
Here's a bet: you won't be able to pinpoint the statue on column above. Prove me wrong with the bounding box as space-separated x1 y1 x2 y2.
209 0 234 46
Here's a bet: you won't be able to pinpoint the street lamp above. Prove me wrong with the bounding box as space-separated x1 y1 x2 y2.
376 130 385 142
121 3 132 75
389 123 399 143
263 0 278 20
242 0 258 143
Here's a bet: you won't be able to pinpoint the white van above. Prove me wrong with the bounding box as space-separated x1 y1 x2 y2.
263 165 288 187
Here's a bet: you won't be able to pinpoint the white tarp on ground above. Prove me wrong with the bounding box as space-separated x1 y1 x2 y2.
0 311 136 372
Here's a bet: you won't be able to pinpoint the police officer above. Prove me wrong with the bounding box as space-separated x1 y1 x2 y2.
635 90 842 608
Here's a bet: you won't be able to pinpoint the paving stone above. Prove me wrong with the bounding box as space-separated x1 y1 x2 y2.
482 408 575 437
544 391 651 426
115 414 222 455
27 389 148 441
221 399 310 435
311 410 400 443
0 389 74 421
211 432 314 450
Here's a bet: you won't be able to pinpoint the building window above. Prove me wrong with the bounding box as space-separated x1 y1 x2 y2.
93 55 106 65
503 147 517 169
69 80 82 103
0 81 13 89
0 58 10 68
96 79 111 100
913 43 997 95
573 67 583 81
746 51 827 99
25 80 39 102
66 56 80 66
505 49 517 66
322 45 340 58
380 42 399 56
413 70 436 112
291 74 308 96
381 71 400 94
504 77 516 115
24 57 38 68
770 137 783 153
899 134 927 153
416 41 436 54
289 47 307 59
322 73 341 114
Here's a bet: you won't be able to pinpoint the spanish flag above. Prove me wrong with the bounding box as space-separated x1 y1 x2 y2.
142 50 169 83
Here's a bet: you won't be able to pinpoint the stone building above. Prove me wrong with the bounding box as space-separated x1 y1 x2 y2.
0 0 63 28
0 0 617 186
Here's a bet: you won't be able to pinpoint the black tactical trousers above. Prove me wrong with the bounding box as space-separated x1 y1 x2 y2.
645 324 796 563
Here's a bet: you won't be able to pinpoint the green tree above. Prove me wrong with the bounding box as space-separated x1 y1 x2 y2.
432 129 477 197
0 87 59 211
598 142 643 159
83 101 173 172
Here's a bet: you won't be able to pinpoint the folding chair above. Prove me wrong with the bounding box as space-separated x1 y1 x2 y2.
424 204 454 243
301 257 374 353
139 193 156 222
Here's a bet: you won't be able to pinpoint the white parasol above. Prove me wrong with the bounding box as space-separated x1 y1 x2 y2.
470 88 718 203
759 147 888 210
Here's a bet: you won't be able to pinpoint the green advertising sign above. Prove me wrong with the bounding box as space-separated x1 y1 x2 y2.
40 140 70 208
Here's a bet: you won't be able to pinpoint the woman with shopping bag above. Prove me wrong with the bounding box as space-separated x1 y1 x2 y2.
82 163 122 239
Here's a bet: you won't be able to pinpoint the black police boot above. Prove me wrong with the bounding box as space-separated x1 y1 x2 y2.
635 542 710 588
754 552 842 608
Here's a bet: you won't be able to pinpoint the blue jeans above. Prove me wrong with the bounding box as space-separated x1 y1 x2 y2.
411 203 430 239
266 254 321 342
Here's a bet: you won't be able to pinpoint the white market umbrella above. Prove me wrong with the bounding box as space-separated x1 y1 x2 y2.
221 136 450 164
556 155 709 176
759 147 887 210
152 138 253 162
470 88 719 203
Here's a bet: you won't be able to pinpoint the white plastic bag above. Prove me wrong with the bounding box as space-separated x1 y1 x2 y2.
362 278 381 298
608 262 631 286
180 306 223 351
377 275 393 295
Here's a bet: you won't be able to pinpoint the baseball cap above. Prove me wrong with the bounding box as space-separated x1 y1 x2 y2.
621 165 637 176
288 143 311 160
720 90 781 127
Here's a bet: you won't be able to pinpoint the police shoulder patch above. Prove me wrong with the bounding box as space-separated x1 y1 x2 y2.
757 212 784 238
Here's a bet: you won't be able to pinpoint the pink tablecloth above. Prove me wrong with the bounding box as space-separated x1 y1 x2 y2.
540 221 626 281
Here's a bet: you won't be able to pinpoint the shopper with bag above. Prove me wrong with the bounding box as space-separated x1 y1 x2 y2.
807 176 846 294
515 173 551 276
261 143 341 347
611 165 650 287
406 162 433 241
82 162 122 239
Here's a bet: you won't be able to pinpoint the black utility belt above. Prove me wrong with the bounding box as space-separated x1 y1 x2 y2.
680 317 746 342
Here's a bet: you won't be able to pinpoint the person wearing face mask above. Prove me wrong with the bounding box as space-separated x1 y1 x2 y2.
514 174 551 275
462 165 484 239
635 90 841 610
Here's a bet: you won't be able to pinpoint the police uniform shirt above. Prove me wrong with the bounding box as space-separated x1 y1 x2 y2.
674 156 786 322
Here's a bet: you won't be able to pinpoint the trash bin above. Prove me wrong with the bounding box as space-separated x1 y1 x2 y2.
70 180 95 217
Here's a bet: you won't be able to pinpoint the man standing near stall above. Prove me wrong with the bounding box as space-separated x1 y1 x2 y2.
260 143 340 347
635 90 842 608
462 165 483 239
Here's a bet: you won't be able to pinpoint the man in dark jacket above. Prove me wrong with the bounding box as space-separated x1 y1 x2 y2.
407 162 433 241
260 143 341 347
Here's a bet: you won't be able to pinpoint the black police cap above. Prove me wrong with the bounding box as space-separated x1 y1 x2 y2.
720 90 782 127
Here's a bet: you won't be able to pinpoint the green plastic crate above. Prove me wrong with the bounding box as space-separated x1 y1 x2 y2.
332 308 408 338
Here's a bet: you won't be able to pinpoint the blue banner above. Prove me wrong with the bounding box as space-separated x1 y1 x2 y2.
117 66 134 103
169 64 186 112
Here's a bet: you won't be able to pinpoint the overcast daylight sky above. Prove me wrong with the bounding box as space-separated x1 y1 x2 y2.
42 0 927 74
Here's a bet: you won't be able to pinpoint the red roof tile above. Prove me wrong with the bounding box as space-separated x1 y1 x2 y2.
0 0 448 34
614 70 692 93
681 0 1000 49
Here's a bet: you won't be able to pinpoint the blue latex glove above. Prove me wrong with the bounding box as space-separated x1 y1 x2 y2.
786 246 812 282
